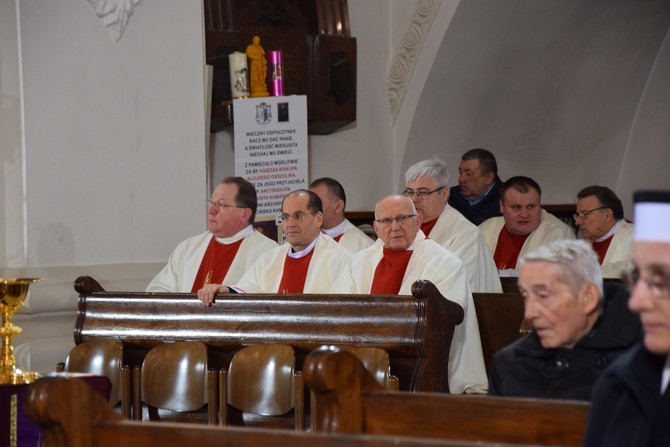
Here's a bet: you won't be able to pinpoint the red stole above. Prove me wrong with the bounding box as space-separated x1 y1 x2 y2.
191 237 244 292
277 249 314 293
333 234 343 242
592 236 614 265
370 248 413 294
421 218 438 238
493 226 530 270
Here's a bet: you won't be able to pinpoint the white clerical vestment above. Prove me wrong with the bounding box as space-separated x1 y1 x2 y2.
233 233 351 293
323 218 375 254
427 205 502 293
479 210 576 272
146 226 278 292
332 232 488 394
595 220 634 278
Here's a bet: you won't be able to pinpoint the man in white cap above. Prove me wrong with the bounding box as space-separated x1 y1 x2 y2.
585 190 670 446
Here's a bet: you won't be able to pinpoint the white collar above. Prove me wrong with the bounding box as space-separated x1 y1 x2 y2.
213 225 254 244
287 236 319 259
594 219 625 243
322 219 351 239
662 355 670 395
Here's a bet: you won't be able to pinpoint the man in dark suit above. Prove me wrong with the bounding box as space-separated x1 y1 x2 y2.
448 148 503 225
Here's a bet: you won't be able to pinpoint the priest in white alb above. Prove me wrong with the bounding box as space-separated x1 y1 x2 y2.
309 177 375 254
197 189 350 304
146 177 278 292
331 194 488 394
479 176 575 275
403 158 502 293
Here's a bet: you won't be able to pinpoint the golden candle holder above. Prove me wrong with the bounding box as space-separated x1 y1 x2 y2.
0 277 40 384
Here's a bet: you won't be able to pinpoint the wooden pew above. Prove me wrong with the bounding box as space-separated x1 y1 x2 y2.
73 276 464 392
305 348 591 446
472 292 525 375
24 377 526 447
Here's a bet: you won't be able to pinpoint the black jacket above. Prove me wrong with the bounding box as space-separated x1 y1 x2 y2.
584 345 670 446
488 282 641 400
448 177 503 226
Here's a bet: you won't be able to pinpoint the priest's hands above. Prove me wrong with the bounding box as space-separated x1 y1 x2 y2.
197 284 230 306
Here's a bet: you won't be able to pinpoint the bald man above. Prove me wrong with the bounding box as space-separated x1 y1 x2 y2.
332 195 487 394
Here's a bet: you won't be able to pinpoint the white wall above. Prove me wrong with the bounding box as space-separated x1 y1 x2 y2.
402 0 670 215
0 0 27 268
3 0 210 374
20 0 208 266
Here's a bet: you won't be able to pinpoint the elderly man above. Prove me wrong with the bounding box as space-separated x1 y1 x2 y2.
332 194 488 394
197 190 350 304
309 177 374 253
488 239 641 400
146 177 278 292
404 158 501 293
479 176 575 274
448 148 503 225
584 191 670 446
575 185 634 278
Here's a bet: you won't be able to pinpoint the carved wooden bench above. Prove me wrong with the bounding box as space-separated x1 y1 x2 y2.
305 348 590 446
73 276 464 392
24 377 526 447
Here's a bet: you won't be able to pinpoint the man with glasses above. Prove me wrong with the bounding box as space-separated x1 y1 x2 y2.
447 148 504 225
489 239 641 400
479 176 575 274
585 191 670 446
404 158 501 293
332 194 488 394
197 189 350 303
146 177 278 292
309 177 374 253
575 185 634 278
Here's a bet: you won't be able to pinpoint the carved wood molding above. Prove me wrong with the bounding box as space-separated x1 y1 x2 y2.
387 0 443 123
88 0 142 41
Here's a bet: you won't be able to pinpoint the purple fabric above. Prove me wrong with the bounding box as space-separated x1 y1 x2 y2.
1 375 111 447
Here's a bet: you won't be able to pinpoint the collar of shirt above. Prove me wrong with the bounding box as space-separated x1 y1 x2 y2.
322 219 350 239
594 219 625 243
214 225 254 244
662 355 670 395
467 182 496 206
288 236 319 259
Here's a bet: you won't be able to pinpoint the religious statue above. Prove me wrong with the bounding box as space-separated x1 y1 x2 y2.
246 35 270 97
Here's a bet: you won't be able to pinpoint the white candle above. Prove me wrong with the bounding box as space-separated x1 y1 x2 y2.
228 52 249 99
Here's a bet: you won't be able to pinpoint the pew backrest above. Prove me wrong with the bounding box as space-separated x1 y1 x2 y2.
472 292 525 375
24 377 529 447
74 276 464 392
305 349 590 446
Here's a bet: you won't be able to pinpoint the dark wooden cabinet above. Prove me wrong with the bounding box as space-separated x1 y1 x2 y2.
204 0 356 134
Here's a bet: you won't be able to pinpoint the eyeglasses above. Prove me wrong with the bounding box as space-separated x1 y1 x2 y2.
375 214 417 227
623 266 670 298
401 186 446 199
207 199 246 211
281 211 313 223
573 206 607 221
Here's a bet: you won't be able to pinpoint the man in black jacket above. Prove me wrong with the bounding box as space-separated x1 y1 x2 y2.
488 238 641 400
448 148 502 225
584 190 670 446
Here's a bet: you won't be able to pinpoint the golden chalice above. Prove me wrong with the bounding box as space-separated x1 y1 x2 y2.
0 277 40 384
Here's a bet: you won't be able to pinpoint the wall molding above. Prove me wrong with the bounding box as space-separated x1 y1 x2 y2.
387 0 443 123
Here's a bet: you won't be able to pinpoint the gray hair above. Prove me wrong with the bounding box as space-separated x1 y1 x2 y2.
405 157 450 187
517 239 604 299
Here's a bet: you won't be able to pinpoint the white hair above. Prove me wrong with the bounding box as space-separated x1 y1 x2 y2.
405 157 450 186
518 239 604 299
